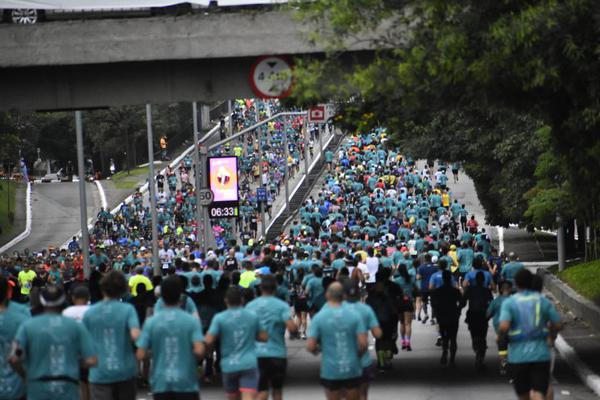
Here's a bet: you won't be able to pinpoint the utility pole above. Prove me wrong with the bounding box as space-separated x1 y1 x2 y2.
303 115 309 189
75 111 90 279
557 213 566 271
255 105 266 239
192 102 204 252
146 105 160 276
198 104 211 254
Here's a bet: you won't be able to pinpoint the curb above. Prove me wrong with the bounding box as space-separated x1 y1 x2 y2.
555 335 600 397
0 182 32 254
95 180 108 209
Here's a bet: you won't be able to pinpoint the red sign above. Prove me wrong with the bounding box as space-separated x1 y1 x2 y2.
308 105 327 123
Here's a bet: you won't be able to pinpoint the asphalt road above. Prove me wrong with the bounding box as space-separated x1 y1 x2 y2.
5 182 100 254
136 310 595 400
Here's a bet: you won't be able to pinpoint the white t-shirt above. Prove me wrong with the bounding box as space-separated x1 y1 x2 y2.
365 257 380 284
62 305 90 323
357 262 369 283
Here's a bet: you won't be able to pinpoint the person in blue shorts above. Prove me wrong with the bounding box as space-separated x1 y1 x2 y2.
307 281 368 400
136 276 205 400
205 286 268 400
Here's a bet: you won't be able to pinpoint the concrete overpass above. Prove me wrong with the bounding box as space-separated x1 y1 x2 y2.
0 10 379 111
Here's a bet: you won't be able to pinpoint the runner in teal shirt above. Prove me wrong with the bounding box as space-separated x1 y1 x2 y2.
307 282 367 398
206 286 268 397
0 277 29 400
13 286 96 400
245 276 298 400
497 269 562 399
136 276 205 397
83 271 140 390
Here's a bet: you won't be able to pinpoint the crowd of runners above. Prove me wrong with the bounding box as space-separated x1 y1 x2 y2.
0 107 562 400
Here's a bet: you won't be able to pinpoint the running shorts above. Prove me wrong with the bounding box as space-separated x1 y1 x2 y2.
222 368 259 395
258 358 287 391
510 361 551 395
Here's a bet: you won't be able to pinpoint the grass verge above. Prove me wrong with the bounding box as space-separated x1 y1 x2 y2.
0 180 17 238
111 166 149 190
557 259 600 304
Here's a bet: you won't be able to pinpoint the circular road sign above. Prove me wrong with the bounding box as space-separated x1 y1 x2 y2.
198 188 214 206
249 55 293 99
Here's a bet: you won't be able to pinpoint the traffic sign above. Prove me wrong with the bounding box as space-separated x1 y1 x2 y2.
198 188 214 206
249 55 293 99
257 187 267 202
308 105 327 123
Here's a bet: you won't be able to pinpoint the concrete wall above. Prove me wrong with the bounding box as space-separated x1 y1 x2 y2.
0 9 383 110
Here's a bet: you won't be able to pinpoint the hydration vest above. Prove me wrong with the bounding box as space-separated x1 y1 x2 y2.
508 292 549 342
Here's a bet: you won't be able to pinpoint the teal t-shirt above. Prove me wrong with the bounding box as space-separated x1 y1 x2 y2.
344 301 379 368
0 305 30 400
207 307 263 373
136 308 204 393
307 303 367 380
487 295 508 332
15 313 95 400
155 296 198 315
499 292 560 364
83 300 140 384
457 248 474 274
306 277 325 309
501 262 525 283
245 296 291 359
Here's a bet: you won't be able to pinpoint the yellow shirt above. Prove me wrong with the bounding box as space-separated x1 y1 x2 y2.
442 193 450 207
239 270 256 288
129 274 153 296
18 270 36 295
448 251 459 272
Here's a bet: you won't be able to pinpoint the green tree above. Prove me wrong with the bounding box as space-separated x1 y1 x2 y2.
292 0 600 254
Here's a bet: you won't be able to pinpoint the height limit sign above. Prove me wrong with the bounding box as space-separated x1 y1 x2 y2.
250 55 293 99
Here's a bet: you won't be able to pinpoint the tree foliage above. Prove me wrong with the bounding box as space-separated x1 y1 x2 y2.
291 0 600 233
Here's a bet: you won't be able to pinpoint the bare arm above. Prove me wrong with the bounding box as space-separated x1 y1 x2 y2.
371 326 383 340
357 333 368 355
130 328 141 342
286 319 299 335
193 340 205 359
136 348 147 361
204 333 216 349
306 338 320 355
256 330 268 343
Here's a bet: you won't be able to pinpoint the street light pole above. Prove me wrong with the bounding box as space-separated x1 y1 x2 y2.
192 102 204 252
283 130 290 216
303 115 309 189
75 111 90 279
145 105 160 276
557 213 566 271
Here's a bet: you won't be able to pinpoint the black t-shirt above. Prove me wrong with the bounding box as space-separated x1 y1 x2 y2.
156 174 165 185
224 257 238 271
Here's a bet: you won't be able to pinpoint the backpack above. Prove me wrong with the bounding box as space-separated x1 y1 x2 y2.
509 293 548 342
